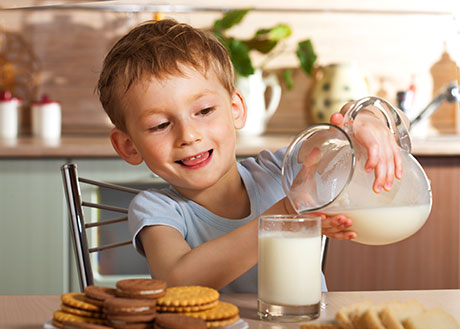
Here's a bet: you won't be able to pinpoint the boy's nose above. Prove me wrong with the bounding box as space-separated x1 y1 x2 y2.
176 121 202 146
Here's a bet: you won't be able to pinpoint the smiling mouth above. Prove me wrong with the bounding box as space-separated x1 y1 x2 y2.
176 149 213 167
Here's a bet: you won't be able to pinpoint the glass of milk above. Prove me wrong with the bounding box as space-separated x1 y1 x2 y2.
258 214 322 321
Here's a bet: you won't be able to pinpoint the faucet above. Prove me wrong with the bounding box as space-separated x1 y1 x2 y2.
409 81 460 130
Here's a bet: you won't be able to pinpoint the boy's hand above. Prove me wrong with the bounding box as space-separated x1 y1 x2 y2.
317 213 356 240
330 104 403 193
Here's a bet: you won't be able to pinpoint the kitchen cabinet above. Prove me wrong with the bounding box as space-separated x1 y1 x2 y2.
0 159 68 294
324 156 460 291
0 157 154 294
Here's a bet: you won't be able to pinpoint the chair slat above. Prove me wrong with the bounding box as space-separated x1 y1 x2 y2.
79 177 141 194
85 217 128 228
89 240 132 253
82 201 128 214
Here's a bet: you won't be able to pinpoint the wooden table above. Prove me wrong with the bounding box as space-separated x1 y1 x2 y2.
1 290 459 329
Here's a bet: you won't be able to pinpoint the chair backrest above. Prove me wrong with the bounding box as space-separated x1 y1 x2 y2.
61 163 142 291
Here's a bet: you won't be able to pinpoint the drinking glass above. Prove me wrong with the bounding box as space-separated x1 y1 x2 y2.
258 214 322 321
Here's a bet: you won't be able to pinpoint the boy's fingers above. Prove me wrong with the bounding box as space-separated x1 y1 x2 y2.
393 143 403 180
328 231 356 240
373 160 387 193
329 112 344 127
364 143 379 172
384 145 395 191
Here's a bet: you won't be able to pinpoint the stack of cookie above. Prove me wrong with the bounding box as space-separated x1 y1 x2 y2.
156 286 240 328
52 292 109 328
104 278 166 329
51 279 240 329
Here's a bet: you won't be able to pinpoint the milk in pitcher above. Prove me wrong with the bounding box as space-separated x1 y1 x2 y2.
327 203 431 245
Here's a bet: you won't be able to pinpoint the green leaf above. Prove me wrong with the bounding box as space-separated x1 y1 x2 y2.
256 24 292 41
228 39 254 77
213 8 251 31
282 69 295 90
244 39 277 54
296 39 317 76
246 24 292 53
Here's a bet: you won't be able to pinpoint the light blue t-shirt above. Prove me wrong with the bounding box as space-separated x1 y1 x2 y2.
129 148 327 293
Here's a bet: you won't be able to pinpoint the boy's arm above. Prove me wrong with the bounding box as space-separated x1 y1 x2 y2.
140 197 352 290
331 102 409 193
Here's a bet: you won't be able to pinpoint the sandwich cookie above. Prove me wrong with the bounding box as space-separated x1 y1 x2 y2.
154 313 207 329
84 286 117 306
104 297 157 329
116 279 167 299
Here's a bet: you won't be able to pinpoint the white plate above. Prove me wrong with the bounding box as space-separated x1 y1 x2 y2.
44 319 248 329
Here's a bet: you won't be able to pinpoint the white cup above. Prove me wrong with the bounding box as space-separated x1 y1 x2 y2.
0 92 21 140
258 214 322 321
31 95 61 140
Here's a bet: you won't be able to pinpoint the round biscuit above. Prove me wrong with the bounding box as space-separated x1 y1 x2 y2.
52 319 64 329
154 313 207 329
104 297 157 315
84 286 117 302
61 293 102 312
107 312 156 322
53 310 107 326
62 321 113 329
61 304 105 318
183 301 238 321
205 315 239 328
156 286 219 307
116 278 167 299
110 321 154 329
157 300 218 313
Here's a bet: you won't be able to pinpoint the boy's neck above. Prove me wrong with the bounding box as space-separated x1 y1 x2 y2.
174 164 250 219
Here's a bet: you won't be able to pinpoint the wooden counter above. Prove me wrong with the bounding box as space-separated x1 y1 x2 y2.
1 133 460 158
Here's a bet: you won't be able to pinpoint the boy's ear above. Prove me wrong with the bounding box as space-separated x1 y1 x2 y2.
110 128 143 165
231 89 247 130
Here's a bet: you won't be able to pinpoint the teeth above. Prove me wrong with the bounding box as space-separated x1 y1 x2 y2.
186 153 204 161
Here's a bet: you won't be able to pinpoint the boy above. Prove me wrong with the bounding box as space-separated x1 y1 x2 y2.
97 19 404 293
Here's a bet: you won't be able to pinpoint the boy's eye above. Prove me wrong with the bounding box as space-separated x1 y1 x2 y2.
150 122 170 132
198 107 215 116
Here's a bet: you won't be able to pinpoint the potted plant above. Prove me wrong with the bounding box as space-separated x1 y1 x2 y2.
211 8 317 88
211 8 317 135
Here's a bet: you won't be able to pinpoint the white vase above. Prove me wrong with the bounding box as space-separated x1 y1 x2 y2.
236 69 282 135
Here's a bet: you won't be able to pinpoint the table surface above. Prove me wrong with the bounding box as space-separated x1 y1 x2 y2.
1 290 459 329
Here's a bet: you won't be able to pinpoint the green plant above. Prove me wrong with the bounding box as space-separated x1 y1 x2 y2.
212 8 317 89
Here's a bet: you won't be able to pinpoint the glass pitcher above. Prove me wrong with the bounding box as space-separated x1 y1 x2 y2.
281 97 432 245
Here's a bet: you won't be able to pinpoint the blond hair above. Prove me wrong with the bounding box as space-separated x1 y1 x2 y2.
97 19 235 132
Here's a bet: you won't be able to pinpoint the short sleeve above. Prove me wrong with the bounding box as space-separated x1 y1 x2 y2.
128 188 187 256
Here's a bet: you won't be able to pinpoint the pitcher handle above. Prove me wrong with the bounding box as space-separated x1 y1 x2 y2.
263 73 282 123
343 96 412 153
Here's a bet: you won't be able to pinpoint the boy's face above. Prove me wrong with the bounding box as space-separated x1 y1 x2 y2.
111 65 247 193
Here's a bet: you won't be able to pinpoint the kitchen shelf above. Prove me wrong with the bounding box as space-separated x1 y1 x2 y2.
1 1 455 16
